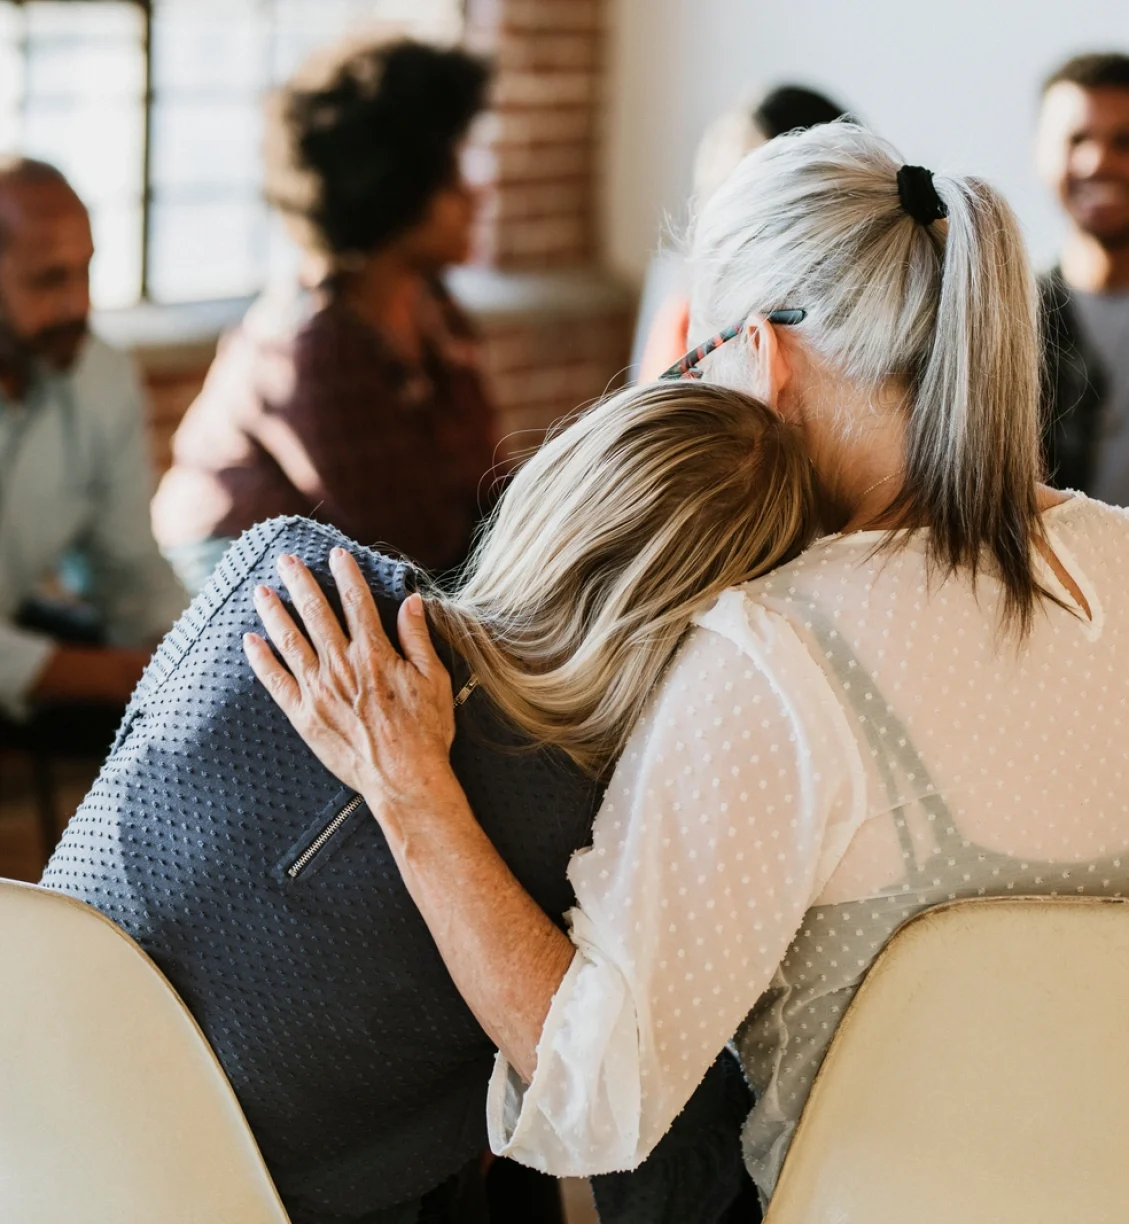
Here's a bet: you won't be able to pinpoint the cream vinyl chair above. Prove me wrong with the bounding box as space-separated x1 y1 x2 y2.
764 895 1129 1224
0 877 290 1223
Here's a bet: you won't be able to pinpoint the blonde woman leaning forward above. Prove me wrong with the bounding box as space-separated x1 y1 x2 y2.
245 124 1129 1207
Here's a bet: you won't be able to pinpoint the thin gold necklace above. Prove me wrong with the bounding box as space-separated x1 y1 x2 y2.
858 473 896 500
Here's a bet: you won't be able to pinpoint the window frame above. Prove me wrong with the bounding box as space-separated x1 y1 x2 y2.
135 0 153 299
5 0 467 309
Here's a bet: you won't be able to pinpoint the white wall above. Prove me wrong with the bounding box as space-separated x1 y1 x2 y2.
602 0 1129 283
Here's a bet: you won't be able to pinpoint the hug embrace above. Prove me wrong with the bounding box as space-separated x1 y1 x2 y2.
44 122 1129 1223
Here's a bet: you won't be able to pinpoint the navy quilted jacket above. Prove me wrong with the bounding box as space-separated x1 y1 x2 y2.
43 518 604 1223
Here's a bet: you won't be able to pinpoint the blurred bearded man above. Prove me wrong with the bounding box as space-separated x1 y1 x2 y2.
1038 53 1129 500
0 157 184 754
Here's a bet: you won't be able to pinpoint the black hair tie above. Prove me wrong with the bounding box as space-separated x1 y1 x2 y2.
896 164 948 226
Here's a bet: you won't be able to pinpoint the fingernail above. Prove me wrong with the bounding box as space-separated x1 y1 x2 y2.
243 632 258 647
407 592 423 615
254 584 272 600
331 546 346 560
277 554 293 570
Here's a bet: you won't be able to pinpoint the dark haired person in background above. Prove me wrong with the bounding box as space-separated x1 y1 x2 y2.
1037 52 1129 499
0 157 184 745
633 84 851 381
153 39 497 594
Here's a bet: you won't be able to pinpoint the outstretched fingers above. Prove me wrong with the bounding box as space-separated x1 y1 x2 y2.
245 551 458 805
252 581 318 679
243 631 301 714
273 554 348 656
398 593 450 687
328 547 388 652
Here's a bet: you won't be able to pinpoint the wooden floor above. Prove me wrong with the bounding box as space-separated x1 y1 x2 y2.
0 748 101 881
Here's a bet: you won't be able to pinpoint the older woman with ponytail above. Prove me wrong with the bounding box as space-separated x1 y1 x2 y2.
248 123 1129 1208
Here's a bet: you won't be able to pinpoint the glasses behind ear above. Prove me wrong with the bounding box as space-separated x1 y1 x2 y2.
659 309 807 381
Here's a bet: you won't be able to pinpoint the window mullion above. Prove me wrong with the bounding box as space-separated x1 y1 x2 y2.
139 0 153 300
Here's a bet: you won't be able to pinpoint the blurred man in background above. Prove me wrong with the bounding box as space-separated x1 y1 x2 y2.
0 158 184 742
1038 53 1129 499
152 38 498 594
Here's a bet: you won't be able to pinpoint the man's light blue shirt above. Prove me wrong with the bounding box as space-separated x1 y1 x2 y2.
0 333 187 717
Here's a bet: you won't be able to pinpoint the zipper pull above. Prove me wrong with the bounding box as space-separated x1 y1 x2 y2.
453 674 479 708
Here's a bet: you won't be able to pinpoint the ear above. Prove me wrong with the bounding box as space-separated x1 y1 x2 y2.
745 314 793 411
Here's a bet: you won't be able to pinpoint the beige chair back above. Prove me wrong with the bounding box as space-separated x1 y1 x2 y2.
0 878 289 1223
764 896 1129 1224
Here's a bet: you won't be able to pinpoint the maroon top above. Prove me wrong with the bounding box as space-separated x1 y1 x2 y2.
152 281 497 572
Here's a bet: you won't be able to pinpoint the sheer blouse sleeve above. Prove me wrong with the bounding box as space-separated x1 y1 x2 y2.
486 591 868 1175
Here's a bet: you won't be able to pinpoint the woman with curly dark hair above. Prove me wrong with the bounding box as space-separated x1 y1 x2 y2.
153 39 497 594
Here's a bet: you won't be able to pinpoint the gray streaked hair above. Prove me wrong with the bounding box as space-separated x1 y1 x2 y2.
427 380 817 776
689 122 1047 632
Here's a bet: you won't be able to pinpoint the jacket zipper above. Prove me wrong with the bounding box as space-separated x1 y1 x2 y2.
287 794 365 879
285 672 478 881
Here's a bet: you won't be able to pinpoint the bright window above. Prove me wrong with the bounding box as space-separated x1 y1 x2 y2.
0 0 464 308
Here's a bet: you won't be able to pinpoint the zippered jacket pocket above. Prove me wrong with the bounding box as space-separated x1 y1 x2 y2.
274 786 370 885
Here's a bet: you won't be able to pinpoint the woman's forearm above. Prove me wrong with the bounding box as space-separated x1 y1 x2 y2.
367 773 576 1082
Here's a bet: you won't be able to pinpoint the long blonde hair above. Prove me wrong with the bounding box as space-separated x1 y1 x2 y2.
427 380 816 776
690 123 1046 632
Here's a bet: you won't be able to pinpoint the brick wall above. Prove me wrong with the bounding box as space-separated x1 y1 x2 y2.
476 306 631 460
145 366 208 475
465 0 604 269
139 0 633 476
457 0 634 449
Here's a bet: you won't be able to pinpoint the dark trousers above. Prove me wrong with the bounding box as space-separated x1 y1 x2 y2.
591 1051 762 1224
1 598 126 759
0 700 123 759
0 600 124 855
344 1158 564 1224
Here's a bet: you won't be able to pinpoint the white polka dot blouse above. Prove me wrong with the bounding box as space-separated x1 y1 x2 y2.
487 495 1129 1200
